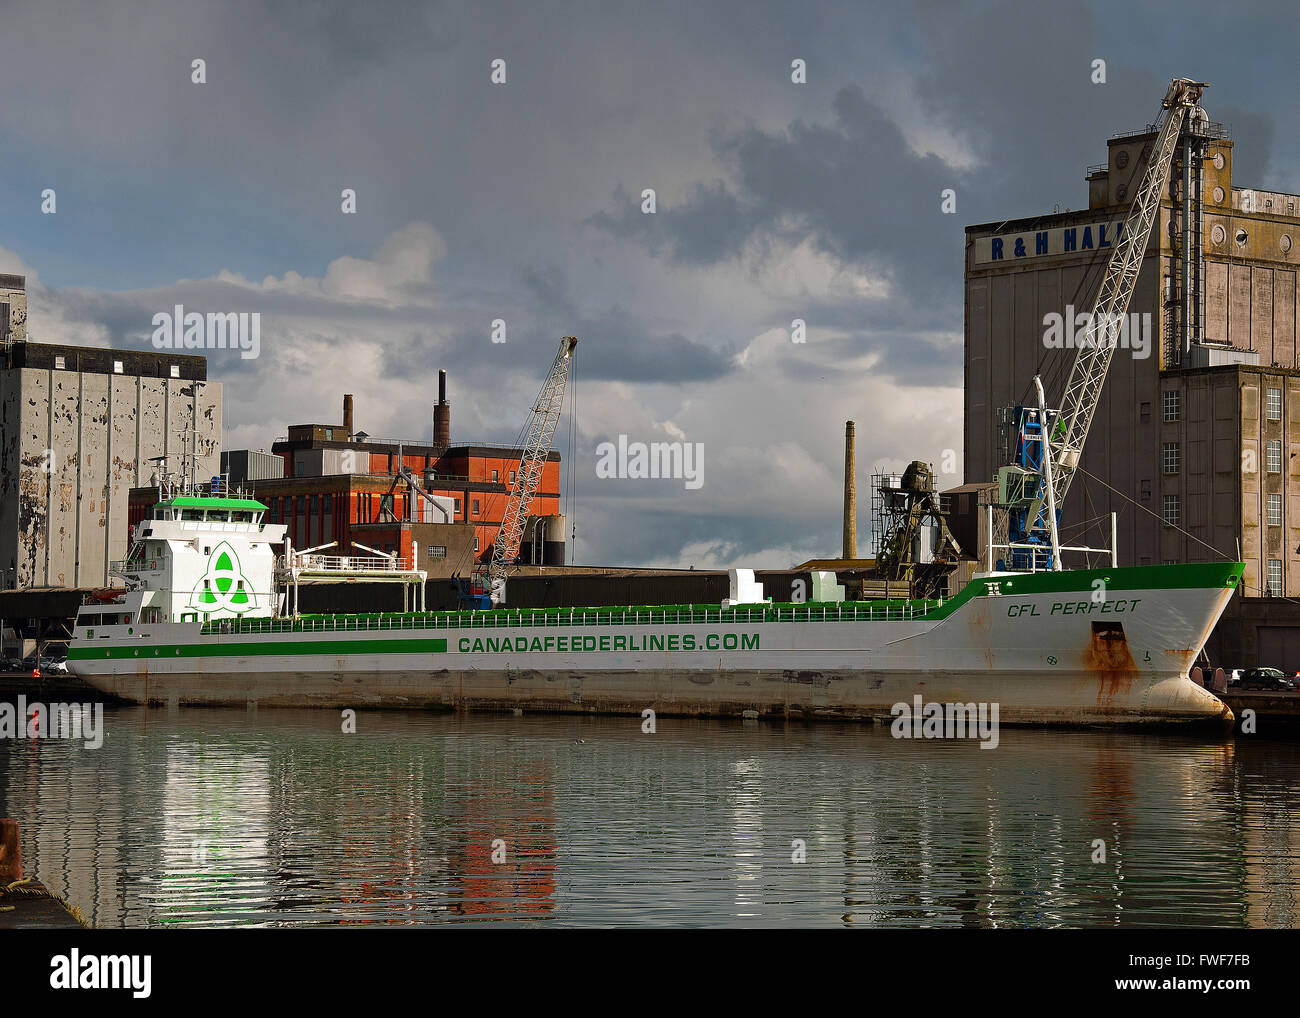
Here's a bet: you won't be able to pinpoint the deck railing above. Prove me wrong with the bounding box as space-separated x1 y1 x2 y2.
284 554 413 573
200 600 940 636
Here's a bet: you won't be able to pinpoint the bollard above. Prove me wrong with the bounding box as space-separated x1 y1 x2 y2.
0 818 21 884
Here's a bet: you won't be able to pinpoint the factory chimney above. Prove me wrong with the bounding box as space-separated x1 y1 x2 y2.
433 369 451 448
343 394 354 438
843 421 857 560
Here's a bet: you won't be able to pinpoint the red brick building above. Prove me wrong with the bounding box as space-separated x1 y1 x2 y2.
127 388 565 570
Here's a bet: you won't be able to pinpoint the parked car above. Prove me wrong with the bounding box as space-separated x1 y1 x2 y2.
1239 667 1297 692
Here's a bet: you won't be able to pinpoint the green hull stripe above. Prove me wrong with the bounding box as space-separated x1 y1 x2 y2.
68 637 447 661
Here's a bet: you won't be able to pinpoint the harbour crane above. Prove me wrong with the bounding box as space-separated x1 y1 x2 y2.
1004 78 1209 570
456 336 577 607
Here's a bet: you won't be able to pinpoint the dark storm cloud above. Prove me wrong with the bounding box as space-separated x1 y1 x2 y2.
586 182 753 266
368 261 736 388
518 264 736 383
909 0 1275 217
589 84 965 313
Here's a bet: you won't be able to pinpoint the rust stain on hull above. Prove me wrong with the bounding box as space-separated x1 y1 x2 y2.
1084 624 1137 710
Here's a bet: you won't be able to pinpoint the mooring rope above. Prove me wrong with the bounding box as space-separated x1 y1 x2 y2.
0 876 89 926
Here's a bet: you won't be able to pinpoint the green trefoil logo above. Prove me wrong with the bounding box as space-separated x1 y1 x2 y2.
189 541 256 615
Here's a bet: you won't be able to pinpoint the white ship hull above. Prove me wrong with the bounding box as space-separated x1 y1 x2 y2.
68 562 1242 727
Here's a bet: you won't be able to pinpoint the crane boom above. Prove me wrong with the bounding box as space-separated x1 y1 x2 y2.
485 336 577 596
1021 78 1207 558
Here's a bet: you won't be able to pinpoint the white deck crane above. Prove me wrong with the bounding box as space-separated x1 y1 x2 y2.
1022 78 1208 568
479 336 577 603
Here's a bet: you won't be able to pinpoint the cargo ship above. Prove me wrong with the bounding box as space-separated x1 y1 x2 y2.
66 486 1241 727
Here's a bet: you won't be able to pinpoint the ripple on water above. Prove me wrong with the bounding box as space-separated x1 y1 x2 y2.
2 707 1297 927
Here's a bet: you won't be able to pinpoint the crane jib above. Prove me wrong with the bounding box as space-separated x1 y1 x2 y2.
1016 79 1208 566
484 336 577 598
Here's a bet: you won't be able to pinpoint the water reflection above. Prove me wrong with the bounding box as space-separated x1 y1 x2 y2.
1 708 1297 927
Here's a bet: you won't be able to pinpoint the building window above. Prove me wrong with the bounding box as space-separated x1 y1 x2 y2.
473 536 480 553
1162 442 1180 474
472 499 480 516
1267 559 1284 596
509 470 516 484
1268 492 1282 527
491 469 499 482
323 493 333 513
113 360 124 374
1140 479 1152 502
454 498 461 515
1163 494 1180 527
169 364 180 379
54 355 66 369
1163 389 1180 422
428 545 447 558
1267 387 1283 421
1139 402 1151 424
1266 440 1282 473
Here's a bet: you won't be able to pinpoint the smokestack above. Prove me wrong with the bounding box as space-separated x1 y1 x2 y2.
433 369 451 448
343 394 354 438
843 421 857 560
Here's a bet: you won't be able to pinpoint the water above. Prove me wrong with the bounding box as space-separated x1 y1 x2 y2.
2 707 1298 927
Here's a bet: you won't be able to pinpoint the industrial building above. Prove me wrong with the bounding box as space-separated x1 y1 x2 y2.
128 375 565 579
965 107 1300 664
1 275 221 589
1 273 26 344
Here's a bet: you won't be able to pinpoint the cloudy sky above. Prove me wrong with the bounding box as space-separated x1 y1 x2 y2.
1 0 1294 567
